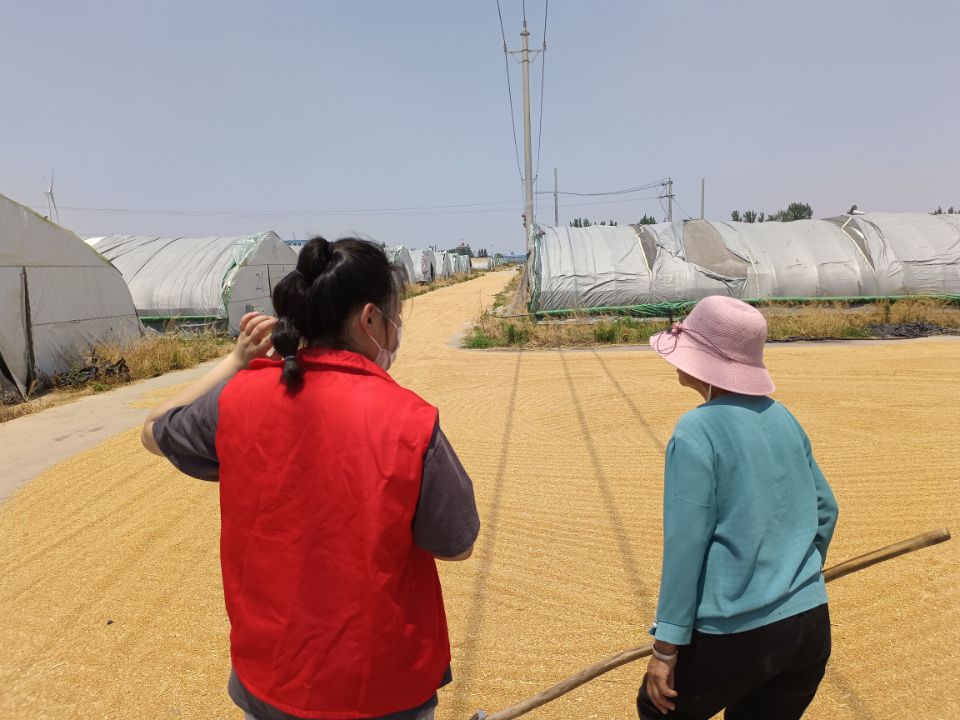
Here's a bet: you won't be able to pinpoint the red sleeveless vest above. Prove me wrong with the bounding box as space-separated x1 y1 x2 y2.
216 348 449 719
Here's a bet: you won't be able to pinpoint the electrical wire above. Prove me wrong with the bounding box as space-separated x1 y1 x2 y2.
536 179 667 197
40 179 670 227
497 0 524 183
55 198 526 216
672 195 697 221
533 0 548 185
31 194 664 222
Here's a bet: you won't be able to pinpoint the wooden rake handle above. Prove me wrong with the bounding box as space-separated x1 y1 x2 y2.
469 527 951 720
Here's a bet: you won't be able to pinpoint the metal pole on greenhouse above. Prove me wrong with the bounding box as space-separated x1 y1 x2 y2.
553 168 559 227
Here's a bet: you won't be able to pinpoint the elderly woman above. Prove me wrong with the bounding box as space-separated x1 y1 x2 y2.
638 296 839 720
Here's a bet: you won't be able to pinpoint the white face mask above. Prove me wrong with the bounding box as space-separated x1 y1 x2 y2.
367 307 402 371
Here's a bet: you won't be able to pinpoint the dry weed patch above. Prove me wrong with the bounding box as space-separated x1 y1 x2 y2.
464 298 960 349
0 332 233 423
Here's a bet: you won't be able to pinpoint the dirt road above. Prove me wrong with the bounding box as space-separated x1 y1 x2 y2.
1 269 957 720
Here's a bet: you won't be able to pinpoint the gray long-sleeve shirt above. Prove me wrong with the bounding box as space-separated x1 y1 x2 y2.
152 381 480 720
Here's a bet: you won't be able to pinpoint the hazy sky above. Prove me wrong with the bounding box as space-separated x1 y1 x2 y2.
3 1 958 254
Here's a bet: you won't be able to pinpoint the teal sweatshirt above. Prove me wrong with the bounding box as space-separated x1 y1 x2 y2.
653 395 839 646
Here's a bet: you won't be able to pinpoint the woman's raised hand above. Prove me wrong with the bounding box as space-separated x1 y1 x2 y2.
232 312 278 368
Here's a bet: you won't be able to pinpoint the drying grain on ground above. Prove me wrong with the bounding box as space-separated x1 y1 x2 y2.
0 270 957 720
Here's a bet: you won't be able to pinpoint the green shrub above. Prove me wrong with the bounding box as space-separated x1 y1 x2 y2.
463 328 496 349
593 322 620 344
504 323 531 345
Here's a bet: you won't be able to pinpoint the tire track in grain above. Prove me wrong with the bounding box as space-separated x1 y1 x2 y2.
0 478 164 590
590 350 668 453
558 351 649 604
448 350 523 714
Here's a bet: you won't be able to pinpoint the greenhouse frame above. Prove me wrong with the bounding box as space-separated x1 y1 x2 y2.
89 232 298 333
529 213 960 313
1 194 141 397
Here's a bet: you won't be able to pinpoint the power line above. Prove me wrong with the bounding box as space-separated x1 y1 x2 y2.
672 194 697 221
54 198 525 215
496 0 523 182
536 179 667 197
560 195 661 206
34 180 670 223
534 0 548 184
30 194 663 222
658 196 670 221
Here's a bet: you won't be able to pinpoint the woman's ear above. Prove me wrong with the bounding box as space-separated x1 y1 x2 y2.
358 302 378 328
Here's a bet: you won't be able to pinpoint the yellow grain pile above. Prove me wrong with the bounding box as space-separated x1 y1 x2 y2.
0 271 957 720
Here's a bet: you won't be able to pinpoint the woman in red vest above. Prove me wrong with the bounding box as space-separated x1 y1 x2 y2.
142 237 480 720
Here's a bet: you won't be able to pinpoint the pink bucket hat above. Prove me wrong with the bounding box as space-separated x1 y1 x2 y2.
649 295 775 396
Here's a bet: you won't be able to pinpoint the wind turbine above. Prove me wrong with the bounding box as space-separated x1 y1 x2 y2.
43 170 61 224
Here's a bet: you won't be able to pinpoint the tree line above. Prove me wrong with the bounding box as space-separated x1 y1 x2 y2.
569 214 658 228
542 201 958 233
730 202 813 223
566 204 820 228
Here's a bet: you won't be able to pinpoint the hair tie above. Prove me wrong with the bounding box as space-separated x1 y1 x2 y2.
283 355 297 362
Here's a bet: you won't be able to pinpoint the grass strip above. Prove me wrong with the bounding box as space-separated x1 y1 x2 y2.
464 298 960 350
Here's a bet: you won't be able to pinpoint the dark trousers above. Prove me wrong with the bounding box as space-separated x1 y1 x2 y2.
637 604 831 720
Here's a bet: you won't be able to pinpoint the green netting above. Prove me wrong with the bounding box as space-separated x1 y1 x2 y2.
529 294 960 320
138 315 222 322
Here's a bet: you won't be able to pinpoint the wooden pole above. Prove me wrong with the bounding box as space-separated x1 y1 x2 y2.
469 528 951 720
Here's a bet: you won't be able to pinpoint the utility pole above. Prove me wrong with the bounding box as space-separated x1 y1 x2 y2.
665 178 674 222
504 18 543 250
700 178 705 219
520 22 535 253
553 167 559 226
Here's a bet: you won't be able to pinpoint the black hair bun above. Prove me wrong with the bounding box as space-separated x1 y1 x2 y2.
298 236 334 283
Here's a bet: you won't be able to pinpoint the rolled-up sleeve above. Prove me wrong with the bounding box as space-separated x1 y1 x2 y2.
152 382 225 481
654 429 717 645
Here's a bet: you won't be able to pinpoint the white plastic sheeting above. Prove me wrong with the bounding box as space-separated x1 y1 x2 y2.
0 194 140 396
453 254 471 273
408 249 436 283
90 233 297 333
388 246 416 284
471 256 507 271
433 251 448 279
530 213 960 311
437 250 455 277
844 212 960 296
